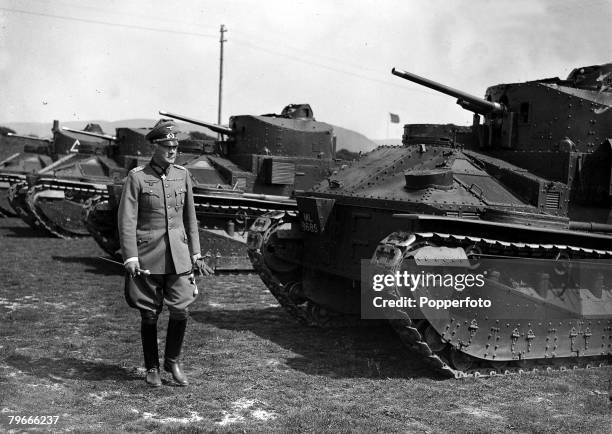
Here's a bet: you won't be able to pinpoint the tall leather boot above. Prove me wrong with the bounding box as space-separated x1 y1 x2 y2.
163 318 188 386
141 319 161 387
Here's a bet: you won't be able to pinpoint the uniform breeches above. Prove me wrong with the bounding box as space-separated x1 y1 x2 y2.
125 273 197 320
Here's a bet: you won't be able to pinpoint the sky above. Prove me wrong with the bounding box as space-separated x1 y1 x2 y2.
0 0 610 139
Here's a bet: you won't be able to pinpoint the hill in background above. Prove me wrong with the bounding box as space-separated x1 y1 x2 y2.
330 125 376 153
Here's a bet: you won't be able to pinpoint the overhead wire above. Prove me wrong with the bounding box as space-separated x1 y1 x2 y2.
16 1 393 76
0 6 216 38
230 29 380 75
230 37 435 94
17 0 208 31
1 4 440 96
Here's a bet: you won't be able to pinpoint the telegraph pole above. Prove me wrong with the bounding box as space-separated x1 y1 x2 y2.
217 24 227 134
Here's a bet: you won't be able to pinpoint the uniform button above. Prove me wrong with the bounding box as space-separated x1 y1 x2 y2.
165 184 169 188
167 194 170 198
167 205 171 209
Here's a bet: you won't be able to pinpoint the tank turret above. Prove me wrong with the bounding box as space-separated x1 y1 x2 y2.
392 64 612 152
393 64 612 215
159 105 338 196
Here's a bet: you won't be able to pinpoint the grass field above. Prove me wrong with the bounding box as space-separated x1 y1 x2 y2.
0 216 610 433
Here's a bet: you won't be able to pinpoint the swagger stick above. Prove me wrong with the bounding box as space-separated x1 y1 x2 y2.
97 256 151 275
98 257 199 295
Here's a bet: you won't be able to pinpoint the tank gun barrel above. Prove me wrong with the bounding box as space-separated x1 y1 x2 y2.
7 133 51 142
61 127 116 141
391 68 505 115
159 110 234 136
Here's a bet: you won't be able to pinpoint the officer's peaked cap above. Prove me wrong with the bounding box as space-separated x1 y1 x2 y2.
145 119 179 143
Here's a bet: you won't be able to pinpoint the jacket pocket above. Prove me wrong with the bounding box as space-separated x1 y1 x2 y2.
140 190 161 209
136 231 152 246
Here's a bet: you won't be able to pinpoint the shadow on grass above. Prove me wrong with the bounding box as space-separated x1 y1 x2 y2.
5 353 140 382
3 224 49 238
192 307 442 380
52 256 120 276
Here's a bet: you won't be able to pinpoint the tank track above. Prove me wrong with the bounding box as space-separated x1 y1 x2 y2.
82 196 120 258
0 173 25 217
0 189 17 217
7 181 40 229
373 231 612 378
25 181 107 238
247 212 362 328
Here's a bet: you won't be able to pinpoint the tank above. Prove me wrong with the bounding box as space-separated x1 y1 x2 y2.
247 63 612 378
0 121 102 217
3 122 115 226
15 123 207 238
83 104 350 271
161 103 338 196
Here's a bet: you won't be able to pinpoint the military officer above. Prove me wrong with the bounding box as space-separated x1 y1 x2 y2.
118 119 212 387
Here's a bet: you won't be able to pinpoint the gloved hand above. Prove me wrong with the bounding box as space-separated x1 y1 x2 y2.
125 261 140 277
125 261 150 277
193 257 214 276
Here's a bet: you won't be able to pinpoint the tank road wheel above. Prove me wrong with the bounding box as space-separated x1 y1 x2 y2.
553 252 571 276
285 281 306 305
464 245 482 270
447 348 474 372
306 302 333 327
234 210 249 234
261 229 299 277
423 325 446 352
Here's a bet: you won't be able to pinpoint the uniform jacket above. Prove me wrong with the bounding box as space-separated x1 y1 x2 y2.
118 162 200 274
